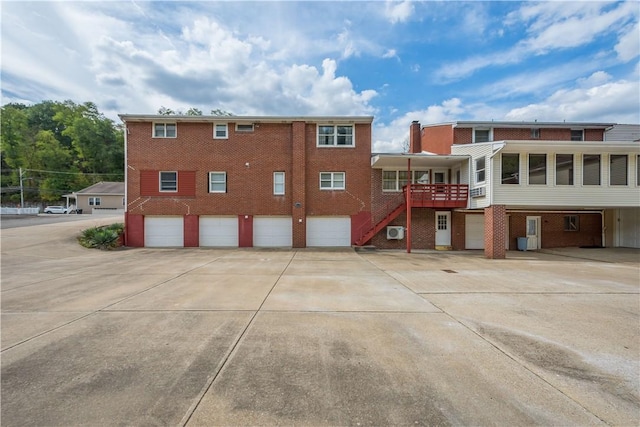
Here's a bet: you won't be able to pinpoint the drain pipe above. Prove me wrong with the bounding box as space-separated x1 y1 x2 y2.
601 210 606 248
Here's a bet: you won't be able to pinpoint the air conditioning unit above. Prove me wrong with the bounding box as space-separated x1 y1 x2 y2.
387 226 405 240
470 187 486 198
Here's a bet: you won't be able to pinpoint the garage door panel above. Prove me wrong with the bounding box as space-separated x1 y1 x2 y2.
465 214 484 250
307 217 351 247
145 216 184 247
200 216 238 247
254 217 292 247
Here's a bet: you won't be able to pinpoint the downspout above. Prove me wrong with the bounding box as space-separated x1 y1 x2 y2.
123 121 129 246
406 157 412 254
601 210 606 248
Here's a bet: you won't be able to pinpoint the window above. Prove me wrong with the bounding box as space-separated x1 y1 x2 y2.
160 171 177 192
317 125 354 146
501 153 519 184
154 123 176 138
637 155 640 186
214 123 228 139
209 172 227 193
474 129 491 143
273 172 285 195
571 130 584 141
583 155 601 185
88 197 101 206
382 170 429 191
320 172 345 190
564 215 579 231
610 155 628 186
475 157 486 183
236 123 254 132
531 128 540 139
528 154 547 185
555 154 574 185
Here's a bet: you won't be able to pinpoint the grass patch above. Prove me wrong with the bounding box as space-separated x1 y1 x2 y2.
78 223 124 250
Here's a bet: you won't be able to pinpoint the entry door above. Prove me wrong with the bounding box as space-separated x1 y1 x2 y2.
435 212 451 246
526 216 541 250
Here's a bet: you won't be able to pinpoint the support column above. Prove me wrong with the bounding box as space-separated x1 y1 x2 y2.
406 158 412 253
183 214 199 247
484 205 506 259
292 121 307 248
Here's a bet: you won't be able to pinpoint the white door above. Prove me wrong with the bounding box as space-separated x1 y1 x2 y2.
200 216 238 247
465 214 484 249
144 216 184 247
526 216 541 250
254 216 292 247
618 208 640 248
435 211 451 246
307 217 351 247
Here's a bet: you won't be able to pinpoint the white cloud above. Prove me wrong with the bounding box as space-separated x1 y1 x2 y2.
384 1 414 24
615 21 640 62
505 76 640 123
373 98 463 152
382 49 398 59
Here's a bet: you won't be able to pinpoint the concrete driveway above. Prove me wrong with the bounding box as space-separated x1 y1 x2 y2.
1 215 639 426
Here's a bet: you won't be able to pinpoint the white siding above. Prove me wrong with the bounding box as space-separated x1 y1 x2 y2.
452 142 500 209
605 124 640 142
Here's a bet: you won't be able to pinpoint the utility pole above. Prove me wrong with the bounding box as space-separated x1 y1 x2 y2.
19 167 24 209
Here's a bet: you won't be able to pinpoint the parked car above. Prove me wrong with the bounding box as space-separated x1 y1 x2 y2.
44 206 68 214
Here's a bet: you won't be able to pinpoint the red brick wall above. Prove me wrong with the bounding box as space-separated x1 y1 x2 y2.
184 214 199 247
453 128 473 144
422 125 454 154
585 129 604 141
451 211 466 250
485 205 506 259
371 207 436 250
508 212 602 248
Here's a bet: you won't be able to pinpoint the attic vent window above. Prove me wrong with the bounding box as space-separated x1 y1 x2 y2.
531 128 540 139
236 124 254 132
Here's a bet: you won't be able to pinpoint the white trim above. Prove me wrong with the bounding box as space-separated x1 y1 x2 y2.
152 122 177 138
208 171 227 193
316 124 355 147
235 123 254 132
273 171 285 195
213 123 228 139
159 171 178 192
319 172 346 190
472 127 493 143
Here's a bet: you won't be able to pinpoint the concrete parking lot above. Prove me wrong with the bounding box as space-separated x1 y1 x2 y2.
1 215 639 426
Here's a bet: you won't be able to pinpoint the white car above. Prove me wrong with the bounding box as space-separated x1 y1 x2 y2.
44 206 68 214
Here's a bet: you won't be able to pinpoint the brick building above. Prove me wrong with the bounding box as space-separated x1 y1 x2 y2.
359 121 639 258
120 115 373 248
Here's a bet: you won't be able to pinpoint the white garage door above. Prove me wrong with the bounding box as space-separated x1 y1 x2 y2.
254 216 292 247
200 216 238 247
145 216 184 247
465 214 485 249
307 217 351 247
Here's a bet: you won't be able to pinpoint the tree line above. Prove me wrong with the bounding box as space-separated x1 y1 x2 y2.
1 100 124 204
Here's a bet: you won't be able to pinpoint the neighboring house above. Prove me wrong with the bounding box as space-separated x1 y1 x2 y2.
358 121 639 258
67 181 125 213
119 115 373 248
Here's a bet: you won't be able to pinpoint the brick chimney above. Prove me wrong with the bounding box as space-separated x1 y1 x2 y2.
409 121 421 153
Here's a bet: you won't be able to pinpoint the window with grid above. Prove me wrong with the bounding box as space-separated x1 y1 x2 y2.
319 172 345 190
214 123 228 139
160 171 177 192
154 123 176 138
528 154 547 185
209 172 227 193
555 154 574 185
317 125 354 146
382 170 429 191
273 172 285 195
88 197 101 206
437 214 448 230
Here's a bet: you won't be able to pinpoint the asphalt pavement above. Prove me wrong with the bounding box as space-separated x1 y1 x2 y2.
1 214 639 426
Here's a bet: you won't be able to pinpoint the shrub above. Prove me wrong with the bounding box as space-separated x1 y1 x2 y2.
78 223 124 250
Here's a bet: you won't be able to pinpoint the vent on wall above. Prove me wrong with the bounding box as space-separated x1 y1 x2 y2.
387 226 405 240
470 187 486 198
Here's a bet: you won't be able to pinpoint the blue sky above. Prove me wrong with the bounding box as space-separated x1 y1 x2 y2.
2 1 639 151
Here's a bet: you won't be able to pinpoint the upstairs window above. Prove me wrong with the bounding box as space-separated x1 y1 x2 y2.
475 157 486 183
273 172 285 195
555 154 574 185
474 128 491 143
501 153 519 184
531 128 540 139
318 125 354 147
154 123 176 138
571 129 584 141
583 155 601 185
528 154 547 185
214 123 228 139
236 123 254 132
382 170 429 191
320 172 345 190
160 171 177 192
610 155 628 186
209 172 227 193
